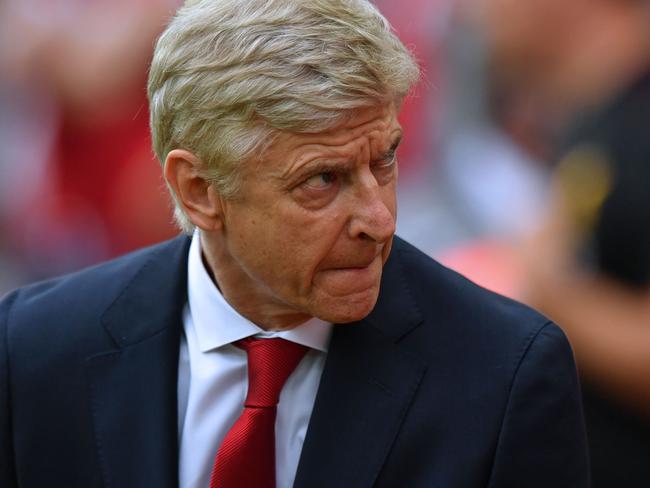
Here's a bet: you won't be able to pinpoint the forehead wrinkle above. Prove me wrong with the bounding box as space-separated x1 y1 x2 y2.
359 136 371 165
277 142 355 180
294 129 389 174
283 125 399 177
265 105 400 179
314 111 394 145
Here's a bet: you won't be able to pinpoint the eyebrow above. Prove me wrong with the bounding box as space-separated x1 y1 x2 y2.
280 132 404 183
291 159 353 180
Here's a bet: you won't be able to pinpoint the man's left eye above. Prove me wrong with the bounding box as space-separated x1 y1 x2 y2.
382 152 397 167
373 153 397 176
304 171 338 189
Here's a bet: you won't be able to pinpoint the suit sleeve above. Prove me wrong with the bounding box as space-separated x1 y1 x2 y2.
488 322 590 488
0 291 18 487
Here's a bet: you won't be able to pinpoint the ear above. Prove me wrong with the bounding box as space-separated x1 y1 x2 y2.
164 149 224 231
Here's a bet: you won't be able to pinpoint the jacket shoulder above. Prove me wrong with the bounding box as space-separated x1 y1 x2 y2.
0 236 189 353
387 237 573 388
390 236 549 338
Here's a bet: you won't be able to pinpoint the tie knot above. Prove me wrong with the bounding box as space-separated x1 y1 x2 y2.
235 337 309 408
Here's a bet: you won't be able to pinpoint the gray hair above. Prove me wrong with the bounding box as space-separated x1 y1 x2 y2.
147 0 420 232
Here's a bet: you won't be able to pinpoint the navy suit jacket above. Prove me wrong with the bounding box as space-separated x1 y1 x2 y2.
0 236 589 487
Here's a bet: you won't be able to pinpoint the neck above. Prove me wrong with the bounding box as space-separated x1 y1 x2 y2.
199 231 312 331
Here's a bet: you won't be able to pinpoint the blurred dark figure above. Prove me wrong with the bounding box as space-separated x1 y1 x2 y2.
473 0 650 485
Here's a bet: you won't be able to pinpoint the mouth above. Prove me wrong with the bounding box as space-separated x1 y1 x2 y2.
336 261 375 271
316 254 384 297
329 245 385 270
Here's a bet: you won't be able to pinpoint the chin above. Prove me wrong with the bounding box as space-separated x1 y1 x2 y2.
313 289 380 324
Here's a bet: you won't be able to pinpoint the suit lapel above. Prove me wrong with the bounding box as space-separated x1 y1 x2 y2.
294 244 427 487
85 236 190 488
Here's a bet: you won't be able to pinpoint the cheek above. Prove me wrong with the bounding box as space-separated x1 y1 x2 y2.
381 181 398 218
251 211 331 283
281 209 349 278
388 185 398 212
227 207 280 273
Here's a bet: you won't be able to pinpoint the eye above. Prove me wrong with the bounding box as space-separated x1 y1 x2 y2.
304 171 338 189
383 151 397 167
372 152 397 183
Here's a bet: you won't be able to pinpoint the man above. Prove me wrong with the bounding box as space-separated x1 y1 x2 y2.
0 1 589 487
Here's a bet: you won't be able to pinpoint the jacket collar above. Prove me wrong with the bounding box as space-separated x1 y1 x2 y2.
86 235 190 488
294 238 427 487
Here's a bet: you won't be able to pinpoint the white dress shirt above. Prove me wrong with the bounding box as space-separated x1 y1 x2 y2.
178 232 332 488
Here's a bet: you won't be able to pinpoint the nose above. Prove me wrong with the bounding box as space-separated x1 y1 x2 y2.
348 173 396 244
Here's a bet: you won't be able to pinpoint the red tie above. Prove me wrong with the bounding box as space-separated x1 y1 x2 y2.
209 337 309 488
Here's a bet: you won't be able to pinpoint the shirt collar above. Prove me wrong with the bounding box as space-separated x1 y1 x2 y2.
187 231 332 353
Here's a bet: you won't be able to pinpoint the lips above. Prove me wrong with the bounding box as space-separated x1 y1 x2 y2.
314 254 384 297
325 246 384 270
335 262 375 270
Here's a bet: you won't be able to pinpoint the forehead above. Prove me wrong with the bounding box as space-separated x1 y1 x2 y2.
255 104 402 175
294 104 400 147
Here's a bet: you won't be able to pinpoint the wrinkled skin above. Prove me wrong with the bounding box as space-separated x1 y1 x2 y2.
202 103 403 330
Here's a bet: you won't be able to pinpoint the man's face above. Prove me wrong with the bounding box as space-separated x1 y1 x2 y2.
206 103 401 329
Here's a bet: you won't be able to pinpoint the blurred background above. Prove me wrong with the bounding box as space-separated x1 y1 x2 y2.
1 0 649 485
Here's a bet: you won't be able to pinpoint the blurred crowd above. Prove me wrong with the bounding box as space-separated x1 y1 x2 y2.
0 0 181 291
1 0 649 485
